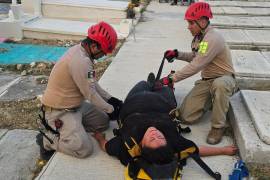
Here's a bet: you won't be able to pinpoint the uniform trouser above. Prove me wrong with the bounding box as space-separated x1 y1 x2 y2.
179 75 237 128
43 101 109 158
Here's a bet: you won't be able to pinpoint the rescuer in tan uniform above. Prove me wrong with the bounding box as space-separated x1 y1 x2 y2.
37 22 123 158
160 2 237 144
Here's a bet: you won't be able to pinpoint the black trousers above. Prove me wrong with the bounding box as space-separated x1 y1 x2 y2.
120 81 177 120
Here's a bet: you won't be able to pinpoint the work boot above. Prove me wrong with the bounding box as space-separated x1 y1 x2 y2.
36 133 55 161
206 128 225 145
147 72 156 90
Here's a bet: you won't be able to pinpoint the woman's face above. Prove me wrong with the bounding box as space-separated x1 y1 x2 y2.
141 127 167 149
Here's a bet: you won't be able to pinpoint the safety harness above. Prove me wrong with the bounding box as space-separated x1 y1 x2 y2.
37 105 63 144
113 119 221 180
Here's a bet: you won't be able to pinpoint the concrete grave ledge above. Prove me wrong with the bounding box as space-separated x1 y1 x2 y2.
0 129 40 180
42 0 128 10
218 29 270 50
241 90 270 144
211 6 270 16
41 0 128 23
207 0 270 8
229 91 270 164
211 16 269 29
23 18 131 41
232 50 270 90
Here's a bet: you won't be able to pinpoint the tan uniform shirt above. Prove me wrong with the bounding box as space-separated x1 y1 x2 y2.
173 26 235 82
41 44 114 113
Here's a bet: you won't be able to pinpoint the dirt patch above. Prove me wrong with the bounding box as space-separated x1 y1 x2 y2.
0 98 40 129
248 164 270 179
6 38 80 47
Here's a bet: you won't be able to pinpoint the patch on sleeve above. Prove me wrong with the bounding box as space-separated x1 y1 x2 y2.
198 41 208 55
87 70 96 82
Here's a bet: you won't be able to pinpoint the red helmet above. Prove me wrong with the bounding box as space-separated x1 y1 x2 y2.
88 21 117 54
185 2 213 21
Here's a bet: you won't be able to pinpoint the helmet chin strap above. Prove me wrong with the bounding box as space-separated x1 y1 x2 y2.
194 20 210 35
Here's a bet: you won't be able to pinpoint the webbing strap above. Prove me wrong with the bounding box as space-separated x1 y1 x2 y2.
39 106 59 135
190 153 221 180
155 56 166 81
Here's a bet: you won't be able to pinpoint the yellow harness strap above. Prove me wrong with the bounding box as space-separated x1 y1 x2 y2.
179 146 197 159
124 137 141 157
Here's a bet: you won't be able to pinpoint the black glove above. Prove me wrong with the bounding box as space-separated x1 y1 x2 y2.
164 49 178 63
107 97 123 120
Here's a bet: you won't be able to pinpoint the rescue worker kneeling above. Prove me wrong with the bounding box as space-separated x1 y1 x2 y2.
94 78 237 180
36 21 123 159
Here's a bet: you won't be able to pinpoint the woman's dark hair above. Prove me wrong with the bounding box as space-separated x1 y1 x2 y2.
141 144 175 165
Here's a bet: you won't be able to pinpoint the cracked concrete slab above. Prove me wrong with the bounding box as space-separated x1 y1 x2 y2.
241 90 270 145
229 91 270 164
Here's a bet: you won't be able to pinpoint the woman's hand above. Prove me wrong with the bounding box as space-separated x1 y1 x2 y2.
93 132 107 151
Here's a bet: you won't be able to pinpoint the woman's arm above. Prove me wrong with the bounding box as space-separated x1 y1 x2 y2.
199 145 238 157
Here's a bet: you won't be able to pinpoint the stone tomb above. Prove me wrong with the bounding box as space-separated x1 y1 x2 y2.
211 16 263 29
242 90 270 144
229 90 270 164
218 29 270 50
231 50 270 90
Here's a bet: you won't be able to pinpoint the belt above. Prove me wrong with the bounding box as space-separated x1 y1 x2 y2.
202 77 217 81
202 74 235 81
42 105 78 112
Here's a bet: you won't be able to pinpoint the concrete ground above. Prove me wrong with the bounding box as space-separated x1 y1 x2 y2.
37 1 237 180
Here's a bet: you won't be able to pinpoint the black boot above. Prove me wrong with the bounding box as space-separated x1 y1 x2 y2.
36 133 55 161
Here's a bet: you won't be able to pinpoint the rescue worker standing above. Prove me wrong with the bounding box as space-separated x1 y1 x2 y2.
38 21 123 158
161 2 237 144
